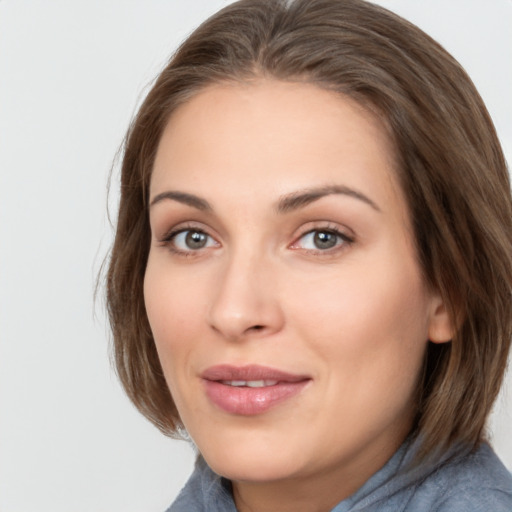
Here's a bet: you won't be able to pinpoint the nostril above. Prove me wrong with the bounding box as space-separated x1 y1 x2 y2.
251 325 264 331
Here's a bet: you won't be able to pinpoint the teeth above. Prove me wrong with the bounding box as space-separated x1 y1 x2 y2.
222 380 278 388
247 380 277 388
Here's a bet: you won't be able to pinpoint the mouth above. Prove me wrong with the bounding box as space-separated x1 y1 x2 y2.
220 379 279 387
201 364 311 416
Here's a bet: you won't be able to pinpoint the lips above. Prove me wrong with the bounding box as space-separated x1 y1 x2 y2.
201 364 311 415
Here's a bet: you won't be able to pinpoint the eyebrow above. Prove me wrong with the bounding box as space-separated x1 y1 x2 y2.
149 184 380 213
276 185 381 214
150 191 212 211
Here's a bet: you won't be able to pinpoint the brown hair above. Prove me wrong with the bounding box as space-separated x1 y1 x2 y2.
106 0 512 461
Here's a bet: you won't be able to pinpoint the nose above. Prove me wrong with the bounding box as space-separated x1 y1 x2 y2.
207 251 285 341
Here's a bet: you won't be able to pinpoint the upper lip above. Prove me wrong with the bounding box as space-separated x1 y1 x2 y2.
201 364 310 383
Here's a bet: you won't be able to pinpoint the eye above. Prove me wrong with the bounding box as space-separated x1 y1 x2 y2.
167 229 218 252
292 228 353 252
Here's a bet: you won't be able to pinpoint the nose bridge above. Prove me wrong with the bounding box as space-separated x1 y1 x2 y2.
208 241 283 340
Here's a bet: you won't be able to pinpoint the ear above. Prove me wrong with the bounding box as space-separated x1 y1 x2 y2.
427 293 455 344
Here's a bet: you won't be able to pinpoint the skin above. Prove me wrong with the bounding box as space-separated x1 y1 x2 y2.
144 80 452 512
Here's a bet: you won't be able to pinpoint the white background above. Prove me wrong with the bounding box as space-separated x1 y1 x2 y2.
0 1 510 511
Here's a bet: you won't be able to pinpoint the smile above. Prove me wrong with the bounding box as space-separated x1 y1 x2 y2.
221 380 278 387
202 365 311 415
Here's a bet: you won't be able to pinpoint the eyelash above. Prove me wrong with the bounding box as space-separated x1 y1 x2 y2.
159 224 218 257
291 225 354 255
158 223 354 257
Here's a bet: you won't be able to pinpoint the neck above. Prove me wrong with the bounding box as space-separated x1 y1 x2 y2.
232 427 409 512
233 471 359 512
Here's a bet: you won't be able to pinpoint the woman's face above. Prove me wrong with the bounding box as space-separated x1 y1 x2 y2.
145 81 450 496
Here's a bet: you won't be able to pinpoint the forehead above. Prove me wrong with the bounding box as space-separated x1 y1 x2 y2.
150 80 402 211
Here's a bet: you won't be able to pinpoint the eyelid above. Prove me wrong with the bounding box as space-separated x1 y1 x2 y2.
158 221 211 242
157 222 221 255
289 222 355 252
155 220 354 256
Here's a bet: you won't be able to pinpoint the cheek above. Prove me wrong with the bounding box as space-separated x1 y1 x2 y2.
289 262 429 434
285 255 431 371
143 259 215 427
143 258 206 379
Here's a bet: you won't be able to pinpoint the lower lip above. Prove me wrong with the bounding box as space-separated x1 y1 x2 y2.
203 380 309 415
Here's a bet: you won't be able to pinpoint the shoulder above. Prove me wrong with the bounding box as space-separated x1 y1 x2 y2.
416 443 512 512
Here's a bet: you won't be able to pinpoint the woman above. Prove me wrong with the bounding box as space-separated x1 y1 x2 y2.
106 0 512 510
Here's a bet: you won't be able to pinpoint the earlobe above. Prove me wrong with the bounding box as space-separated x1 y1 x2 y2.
428 294 455 344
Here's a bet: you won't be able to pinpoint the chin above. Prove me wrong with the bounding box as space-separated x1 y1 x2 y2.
194 430 308 482
207 453 303 483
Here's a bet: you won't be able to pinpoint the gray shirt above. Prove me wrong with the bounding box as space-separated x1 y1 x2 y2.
167 440 512 511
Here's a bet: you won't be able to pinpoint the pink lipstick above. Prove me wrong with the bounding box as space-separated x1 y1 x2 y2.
201 365 310 415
